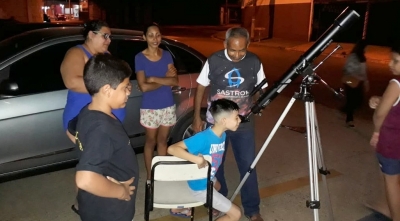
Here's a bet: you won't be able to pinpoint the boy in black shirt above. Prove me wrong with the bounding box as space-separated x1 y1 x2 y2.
72 53 139 221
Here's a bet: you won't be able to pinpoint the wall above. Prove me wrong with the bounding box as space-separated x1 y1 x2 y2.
151 0 220 25
242 0 312 41
312 1 400 46
0 0 43 22
89 1 105 20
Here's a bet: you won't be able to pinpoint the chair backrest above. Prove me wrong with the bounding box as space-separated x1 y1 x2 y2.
151 155 212 181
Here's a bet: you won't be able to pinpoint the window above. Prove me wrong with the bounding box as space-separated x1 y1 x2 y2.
112 40 148 80
6 40 82 95
166 45 203 74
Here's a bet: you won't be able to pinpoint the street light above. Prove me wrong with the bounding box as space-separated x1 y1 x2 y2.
69 0 71 20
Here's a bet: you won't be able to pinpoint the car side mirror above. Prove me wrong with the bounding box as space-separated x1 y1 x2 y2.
0 79 19 98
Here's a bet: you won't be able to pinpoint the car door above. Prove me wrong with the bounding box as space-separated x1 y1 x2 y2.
164 44 204 116
109 39 147 148
0 40 82 172
110 38 193 148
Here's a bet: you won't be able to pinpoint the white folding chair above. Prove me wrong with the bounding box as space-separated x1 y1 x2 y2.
144 155 213 221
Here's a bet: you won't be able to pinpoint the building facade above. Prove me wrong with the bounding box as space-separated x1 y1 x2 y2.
241 0 312 42
241 0 400 45
311 0 400 46
0 0 43 22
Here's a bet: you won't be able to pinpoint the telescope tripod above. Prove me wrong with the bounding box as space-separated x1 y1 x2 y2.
230 76 334 221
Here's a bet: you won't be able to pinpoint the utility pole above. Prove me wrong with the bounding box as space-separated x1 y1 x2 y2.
308 0 314 42
69 0 71 19
362 0 371 40
225 0 228 24
250 0 256 41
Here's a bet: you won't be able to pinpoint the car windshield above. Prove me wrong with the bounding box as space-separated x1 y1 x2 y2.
0 32 45 63
0 24 81 63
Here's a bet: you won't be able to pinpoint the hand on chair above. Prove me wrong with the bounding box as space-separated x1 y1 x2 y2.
196 154 208 169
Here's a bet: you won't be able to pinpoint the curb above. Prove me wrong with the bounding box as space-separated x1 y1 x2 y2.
211 34 225 42
285 47 391 65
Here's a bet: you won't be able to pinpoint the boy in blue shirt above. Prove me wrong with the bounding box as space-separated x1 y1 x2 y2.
168 99 242 221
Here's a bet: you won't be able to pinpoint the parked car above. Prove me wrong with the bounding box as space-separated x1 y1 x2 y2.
56 14 66 21
0 21 83 42
0 27 207 179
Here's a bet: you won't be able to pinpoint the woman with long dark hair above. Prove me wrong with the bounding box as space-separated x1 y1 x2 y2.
135 23 178 181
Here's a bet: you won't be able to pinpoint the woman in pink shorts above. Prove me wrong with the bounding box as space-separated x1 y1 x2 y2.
135 23 179 180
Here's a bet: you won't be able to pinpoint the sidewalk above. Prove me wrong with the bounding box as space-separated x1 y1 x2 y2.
212 31 391 64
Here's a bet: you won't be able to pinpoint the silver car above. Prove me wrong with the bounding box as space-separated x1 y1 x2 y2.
0 27 207 179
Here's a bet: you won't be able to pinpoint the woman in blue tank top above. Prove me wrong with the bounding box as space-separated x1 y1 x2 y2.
61 20 126 142
60 20 126 215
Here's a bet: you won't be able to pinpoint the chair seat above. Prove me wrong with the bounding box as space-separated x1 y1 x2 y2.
153 180 204 209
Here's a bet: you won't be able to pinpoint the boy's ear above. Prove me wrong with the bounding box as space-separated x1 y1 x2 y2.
220 116 227 125
100 84 112 98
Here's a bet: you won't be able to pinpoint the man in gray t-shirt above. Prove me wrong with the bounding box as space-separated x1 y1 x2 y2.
192 27 267 221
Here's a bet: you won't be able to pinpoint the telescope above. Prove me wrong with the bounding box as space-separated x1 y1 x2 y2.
245 7 360 120
231 7 360 221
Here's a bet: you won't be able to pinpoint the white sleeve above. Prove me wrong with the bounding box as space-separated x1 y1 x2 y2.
390 79 400 88
256 63 268 89
196 60 210 87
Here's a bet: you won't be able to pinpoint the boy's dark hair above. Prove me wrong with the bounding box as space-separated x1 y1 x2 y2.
143 22 160 36
209 99 239 119
84 54 132 96
82 20 109 39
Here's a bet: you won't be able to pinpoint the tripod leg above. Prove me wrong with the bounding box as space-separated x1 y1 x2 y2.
230 97 297 202
305 101 320 221
313 106 334 221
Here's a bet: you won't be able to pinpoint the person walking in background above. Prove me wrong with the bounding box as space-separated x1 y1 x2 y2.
135 23 179 181
342 39 369 127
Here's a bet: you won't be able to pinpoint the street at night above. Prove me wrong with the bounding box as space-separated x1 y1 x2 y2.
0 27 394 221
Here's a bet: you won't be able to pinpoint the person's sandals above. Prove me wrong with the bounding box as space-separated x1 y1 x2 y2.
346 121 355 127
70 205 79 215
247 214 264 221
212 209 221 217
169 209 192 218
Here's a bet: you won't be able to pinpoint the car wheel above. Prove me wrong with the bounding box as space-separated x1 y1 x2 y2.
171 108 207 144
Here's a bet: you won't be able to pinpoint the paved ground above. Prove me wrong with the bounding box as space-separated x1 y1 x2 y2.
0 95 390 221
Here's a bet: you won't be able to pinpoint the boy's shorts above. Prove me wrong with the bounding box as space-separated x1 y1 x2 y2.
376 153 400 175
140 105 176 129
189 179 232 213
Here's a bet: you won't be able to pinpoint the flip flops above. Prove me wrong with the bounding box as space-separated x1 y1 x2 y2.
212 209 221 217
70 205 79 215
169 209 192 218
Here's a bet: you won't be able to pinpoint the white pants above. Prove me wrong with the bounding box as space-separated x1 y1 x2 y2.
189 186 232 213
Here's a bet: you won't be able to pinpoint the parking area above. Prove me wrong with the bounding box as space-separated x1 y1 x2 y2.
0 95 387 221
